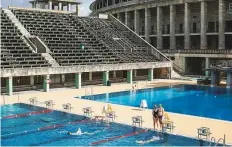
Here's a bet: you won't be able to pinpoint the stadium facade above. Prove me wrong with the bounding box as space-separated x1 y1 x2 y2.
90 0 232 76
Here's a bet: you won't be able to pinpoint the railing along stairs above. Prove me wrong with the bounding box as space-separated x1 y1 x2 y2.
208 134 226 146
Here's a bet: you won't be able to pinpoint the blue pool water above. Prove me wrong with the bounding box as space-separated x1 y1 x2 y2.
80 85 232 121
1 103 219 146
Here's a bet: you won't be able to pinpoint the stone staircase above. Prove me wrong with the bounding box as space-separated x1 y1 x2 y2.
4 8 60 67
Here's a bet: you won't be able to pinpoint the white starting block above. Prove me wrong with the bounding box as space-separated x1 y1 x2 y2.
140 99 148 109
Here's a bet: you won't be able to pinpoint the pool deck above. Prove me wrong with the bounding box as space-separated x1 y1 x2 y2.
1 79 232 145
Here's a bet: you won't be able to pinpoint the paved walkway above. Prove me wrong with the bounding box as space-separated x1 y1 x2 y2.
1 79 232 145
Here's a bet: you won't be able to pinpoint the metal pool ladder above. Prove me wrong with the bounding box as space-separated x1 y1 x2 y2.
209 134 226 146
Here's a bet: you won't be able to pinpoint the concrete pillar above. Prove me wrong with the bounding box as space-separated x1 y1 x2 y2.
68 3 72 11
127 70 133 84
30 76 34 85
61 74 65 83
134 69 137 77
117 13 121 21
6 77 13 96
48 1 52 10
148 69 154 81
103 71 109 86
205 58 210 76
157 6 163 49
58 2 62 11
134 10 139 34
106 0 109 7
170 5 176 49
43 75 50 92
211 71 220 86
76 5 79 15
125 11 129 26
201 1 207 49
219 0 225 49
89 72 92 81
113 71 117 78
182 57 186 74
226 72 232 88
145 8 151 42
112 0 115 5
75 73 81 89
184 3 190 49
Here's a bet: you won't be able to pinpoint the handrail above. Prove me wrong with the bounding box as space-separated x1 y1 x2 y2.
215 138 225 146
23 35 37 53
108 14 171 62
209 137 216 146
208 134 226 147
161 49 232 54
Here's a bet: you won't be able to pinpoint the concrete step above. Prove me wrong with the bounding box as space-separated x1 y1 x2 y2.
41 53 60 67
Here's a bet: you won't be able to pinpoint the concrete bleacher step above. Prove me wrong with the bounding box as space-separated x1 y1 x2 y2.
41 53 60 67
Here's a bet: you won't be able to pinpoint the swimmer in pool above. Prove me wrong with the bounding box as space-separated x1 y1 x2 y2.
67 128 82 135
67 128 99 136
136 136 161 144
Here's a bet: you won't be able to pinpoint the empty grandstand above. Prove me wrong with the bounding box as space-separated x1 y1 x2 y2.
1 7 173 95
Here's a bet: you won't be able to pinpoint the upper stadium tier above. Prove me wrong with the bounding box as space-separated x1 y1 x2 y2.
1 7 170 70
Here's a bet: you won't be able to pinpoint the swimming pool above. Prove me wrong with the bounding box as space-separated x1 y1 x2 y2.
1 103 220 146
80 85 232 121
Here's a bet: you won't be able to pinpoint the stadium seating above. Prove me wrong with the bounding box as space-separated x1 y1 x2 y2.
1 9 51 69
12 9 159 66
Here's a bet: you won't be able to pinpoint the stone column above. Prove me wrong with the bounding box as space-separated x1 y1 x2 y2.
127 69 133 84
68 3 72 11
76 5 79 15
58 2 62 11
75 73 81 89
61 74 65 83
43 75 50 92
125 11 129 26
117 13 121 21
201 1 207 49
134 10 139 34
103 71 109 86
112 0 115 5
227 72 232 88
134 69 137 77
211 71 220 86
89 72 92 81
30 76 34 85
219 0 225 49
48 0 52 10
182 57 186 74
145 8 151 42
170 5 176 49
106 0 109 7
113 71 117 78
6 77 13 96
184 3 190 49
148 69 154 81
205 57 210 76
157 6 163 49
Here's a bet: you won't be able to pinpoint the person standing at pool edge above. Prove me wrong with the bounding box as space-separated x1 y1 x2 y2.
158 104 164 130
152 105 158 130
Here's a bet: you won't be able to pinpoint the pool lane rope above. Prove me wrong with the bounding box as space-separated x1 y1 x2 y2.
1 109 53 119
90 129 148 145
2 116 98 139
